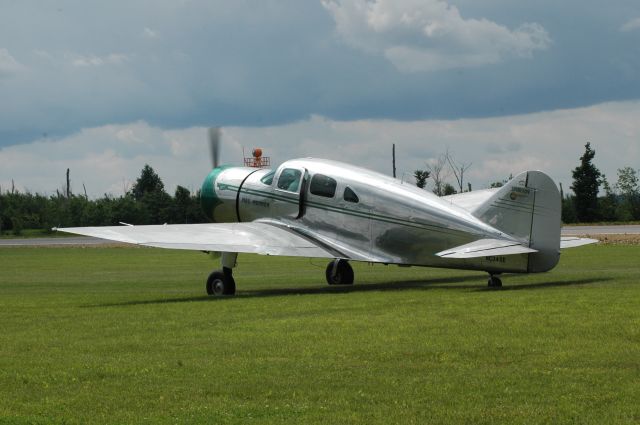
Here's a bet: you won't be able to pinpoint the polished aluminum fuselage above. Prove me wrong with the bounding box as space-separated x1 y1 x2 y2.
206 158 529 273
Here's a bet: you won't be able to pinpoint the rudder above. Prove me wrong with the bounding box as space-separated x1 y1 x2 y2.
473 171 561 272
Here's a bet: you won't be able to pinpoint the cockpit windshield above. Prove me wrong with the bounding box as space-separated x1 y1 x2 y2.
260 170 275 185
277 168 302 192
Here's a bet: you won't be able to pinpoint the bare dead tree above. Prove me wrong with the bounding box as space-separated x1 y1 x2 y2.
426 154 449 196
122 179 131 196
392 144 396 178
445 149 472 193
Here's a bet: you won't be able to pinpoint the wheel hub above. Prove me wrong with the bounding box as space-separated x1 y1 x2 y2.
213 279 225 296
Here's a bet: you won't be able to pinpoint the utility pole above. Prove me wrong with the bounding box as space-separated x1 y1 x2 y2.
66 168 71 198
392 144 396 178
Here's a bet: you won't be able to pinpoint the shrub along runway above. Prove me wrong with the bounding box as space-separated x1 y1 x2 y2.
0 245 639 424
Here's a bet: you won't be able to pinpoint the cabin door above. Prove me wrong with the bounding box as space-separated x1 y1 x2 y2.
272 167 307 219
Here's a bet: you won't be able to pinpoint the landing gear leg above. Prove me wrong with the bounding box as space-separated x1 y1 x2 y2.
206 252 238 296
326 259 354 285
487 273 502 288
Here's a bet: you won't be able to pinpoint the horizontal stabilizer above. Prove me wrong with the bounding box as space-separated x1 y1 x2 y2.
560 237 598 248
436 238 538 259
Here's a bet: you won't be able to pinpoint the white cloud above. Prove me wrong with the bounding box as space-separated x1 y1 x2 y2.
1 101 639 197
71 53 130 67
0 48 26 77
0 122 227 197
322 0 551 72
143 27 160 39
620 18 640 32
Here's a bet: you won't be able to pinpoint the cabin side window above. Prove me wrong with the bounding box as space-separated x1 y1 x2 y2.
276 168 302 192
309 174 337 198
344 186 359 203
260 170 275 185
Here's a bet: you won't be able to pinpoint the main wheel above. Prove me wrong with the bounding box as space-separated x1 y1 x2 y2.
487 275 502 288
325 259 354 285
206 270 236 296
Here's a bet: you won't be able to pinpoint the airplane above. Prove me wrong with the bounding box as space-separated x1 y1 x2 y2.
57 128 597 296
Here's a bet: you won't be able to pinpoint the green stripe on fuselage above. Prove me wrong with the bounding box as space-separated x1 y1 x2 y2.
230 185 456 235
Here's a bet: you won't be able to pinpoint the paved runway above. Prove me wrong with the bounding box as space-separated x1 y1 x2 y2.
561 225 640 235
0 236 113 247
2 225 639 247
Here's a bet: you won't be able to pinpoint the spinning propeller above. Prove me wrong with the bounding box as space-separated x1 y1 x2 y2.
208 127 221 168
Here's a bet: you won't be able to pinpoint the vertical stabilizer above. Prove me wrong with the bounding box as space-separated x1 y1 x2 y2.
473 171 561 272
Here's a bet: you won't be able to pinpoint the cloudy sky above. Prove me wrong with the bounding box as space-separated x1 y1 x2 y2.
1 0 639 197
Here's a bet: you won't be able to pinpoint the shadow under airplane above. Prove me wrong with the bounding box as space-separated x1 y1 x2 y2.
85 275 611 308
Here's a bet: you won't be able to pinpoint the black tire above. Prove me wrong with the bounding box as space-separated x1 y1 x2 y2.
206 270 236 296
325 259 354 285
487 276 502 288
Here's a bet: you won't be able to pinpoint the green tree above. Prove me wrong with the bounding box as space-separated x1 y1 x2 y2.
570 143 601 222
413 170 430 189
616 166 639 220
598 175 618 222
489 174 513 189
129 165 172 224
616 167 638 196
442 183 457 196
561 196 577 223
131 165 165 201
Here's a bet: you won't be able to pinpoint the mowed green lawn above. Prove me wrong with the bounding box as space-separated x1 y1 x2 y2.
0 245 639 424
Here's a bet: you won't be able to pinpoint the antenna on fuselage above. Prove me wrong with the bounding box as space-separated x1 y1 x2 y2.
244 148 271 168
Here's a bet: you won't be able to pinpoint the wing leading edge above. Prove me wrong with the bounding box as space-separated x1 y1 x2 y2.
437 236 599 259
560 236 599 248
57 222 337 258
436 238 538 259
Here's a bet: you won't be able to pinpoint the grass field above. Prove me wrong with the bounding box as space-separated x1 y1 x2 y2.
1 245 639 424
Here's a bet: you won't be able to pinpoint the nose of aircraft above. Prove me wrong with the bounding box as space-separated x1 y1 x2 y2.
200 165 230 221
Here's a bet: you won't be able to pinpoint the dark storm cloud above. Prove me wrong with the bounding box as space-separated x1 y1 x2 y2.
1 0 639 148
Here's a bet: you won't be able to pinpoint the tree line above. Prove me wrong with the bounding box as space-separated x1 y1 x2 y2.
0 165 207 236
2 144 639 235
413 143 639 223
562 143 639 223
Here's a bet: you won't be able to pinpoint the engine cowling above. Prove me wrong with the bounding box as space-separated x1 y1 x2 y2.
200 166 258 223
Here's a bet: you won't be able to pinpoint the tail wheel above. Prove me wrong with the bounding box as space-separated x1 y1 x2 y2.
326 259 354 285
487 275 502 288
206 270 236 296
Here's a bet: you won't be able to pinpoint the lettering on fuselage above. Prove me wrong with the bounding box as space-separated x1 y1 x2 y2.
485 256 507 263
241 197 270 208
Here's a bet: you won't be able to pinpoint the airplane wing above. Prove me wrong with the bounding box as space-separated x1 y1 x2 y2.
56 222 341 259
560 236 599 248
436 238 537 259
